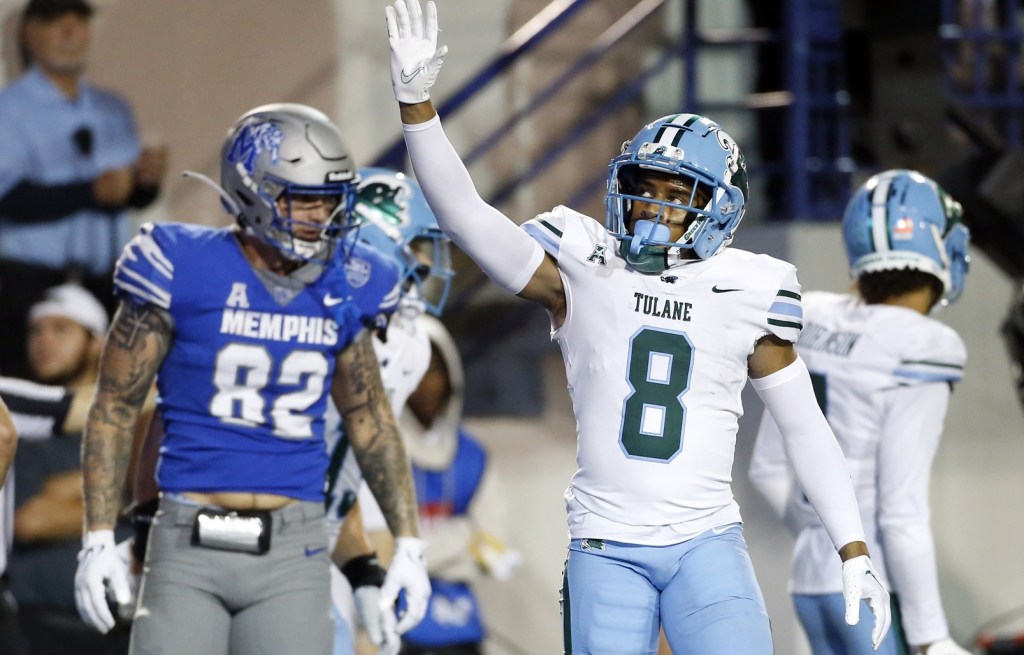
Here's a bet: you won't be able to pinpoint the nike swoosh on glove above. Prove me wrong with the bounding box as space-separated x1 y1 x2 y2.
75 529 133 633
379 537 432 634
842 554 893 651
917 637 973 655
385 0 448 104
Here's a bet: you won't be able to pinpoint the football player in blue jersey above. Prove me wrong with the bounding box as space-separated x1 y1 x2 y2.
72 104 431 655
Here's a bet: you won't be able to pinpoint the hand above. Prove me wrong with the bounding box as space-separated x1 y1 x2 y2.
918 637 972 655
135 145 169 187
93 167 134 206
385 0 447 104
354 585 400 655
114 538 142 611
842 554 892 651
75 530 133 633
379 537 431 634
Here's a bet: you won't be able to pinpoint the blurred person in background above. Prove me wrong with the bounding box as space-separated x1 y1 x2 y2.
361 314 520 655
325 167 454 655
0 0 167 378
750 170 973 655
7 283 139 655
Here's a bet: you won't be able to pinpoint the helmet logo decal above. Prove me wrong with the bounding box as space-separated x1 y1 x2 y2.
355 179 410 228
227 122 284 174
893 216 915 240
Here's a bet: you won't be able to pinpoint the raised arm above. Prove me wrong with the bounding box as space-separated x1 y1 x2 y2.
331 329 430 633
749 335 891 650
386 0 565 316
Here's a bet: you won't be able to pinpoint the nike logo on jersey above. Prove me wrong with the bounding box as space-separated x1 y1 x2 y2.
304 546 327 557
324 294 344 306
633 292 692 322
711 285 742 293
400 65 425 84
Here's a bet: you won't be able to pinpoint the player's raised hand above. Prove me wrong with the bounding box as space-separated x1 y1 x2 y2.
379 537 432 634
842 554 892 650
385 0 447 104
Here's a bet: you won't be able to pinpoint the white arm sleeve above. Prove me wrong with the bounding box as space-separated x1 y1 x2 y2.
751 356 865 550
877 382 952 646
403 116 545 294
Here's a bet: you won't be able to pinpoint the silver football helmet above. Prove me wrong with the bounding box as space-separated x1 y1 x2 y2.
220 103 358 262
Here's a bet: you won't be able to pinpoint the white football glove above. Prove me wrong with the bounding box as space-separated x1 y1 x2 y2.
916 637 972 655
385 0 448 104
354 585 400 655
379 537 432 634
842 554 892 651
75 529 133 633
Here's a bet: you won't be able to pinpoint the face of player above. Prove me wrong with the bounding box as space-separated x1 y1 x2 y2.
23 12 92 78
27 315 98 386
275 193 341 242
626 169 711 244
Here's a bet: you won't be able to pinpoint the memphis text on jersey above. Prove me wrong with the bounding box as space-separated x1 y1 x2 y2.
219 282 340 346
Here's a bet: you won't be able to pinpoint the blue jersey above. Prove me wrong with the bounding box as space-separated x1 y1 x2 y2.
114 223 399 500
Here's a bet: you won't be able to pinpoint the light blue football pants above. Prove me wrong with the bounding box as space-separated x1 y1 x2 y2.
561 524 773 655
794 593 906 655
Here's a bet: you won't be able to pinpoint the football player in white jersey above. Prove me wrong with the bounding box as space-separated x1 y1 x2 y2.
324 167 454 655
750 170 972 655
383 2 891 653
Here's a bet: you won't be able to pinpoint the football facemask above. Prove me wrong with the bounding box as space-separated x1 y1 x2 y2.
606 113 748 274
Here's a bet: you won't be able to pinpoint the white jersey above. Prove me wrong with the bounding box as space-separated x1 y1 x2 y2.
523 206 803 545
751 291 965 643
323 301 432 532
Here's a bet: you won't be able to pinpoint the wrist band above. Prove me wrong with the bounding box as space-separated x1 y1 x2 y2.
340 552 386 589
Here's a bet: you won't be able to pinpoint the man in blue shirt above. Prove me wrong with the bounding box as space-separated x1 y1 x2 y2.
0 0 167 378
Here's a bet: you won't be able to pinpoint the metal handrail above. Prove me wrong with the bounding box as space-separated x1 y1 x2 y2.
372 0 594 170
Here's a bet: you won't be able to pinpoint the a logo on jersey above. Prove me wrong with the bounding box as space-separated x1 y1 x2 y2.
344 257 371 289
711 285 742 293
633 292 692 322
323 293 344 307
587 244 608 266
226 122 284 174
225 283 251 309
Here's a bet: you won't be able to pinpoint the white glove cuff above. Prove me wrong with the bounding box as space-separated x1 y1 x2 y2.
83 529 116 550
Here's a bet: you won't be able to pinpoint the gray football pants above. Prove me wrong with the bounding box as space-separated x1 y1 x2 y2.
130 495 332 655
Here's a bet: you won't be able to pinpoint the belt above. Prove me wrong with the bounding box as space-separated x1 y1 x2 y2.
159 495 324 532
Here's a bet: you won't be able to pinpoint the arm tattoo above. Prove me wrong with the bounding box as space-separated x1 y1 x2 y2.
82 301 172 529
335 331 420 538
